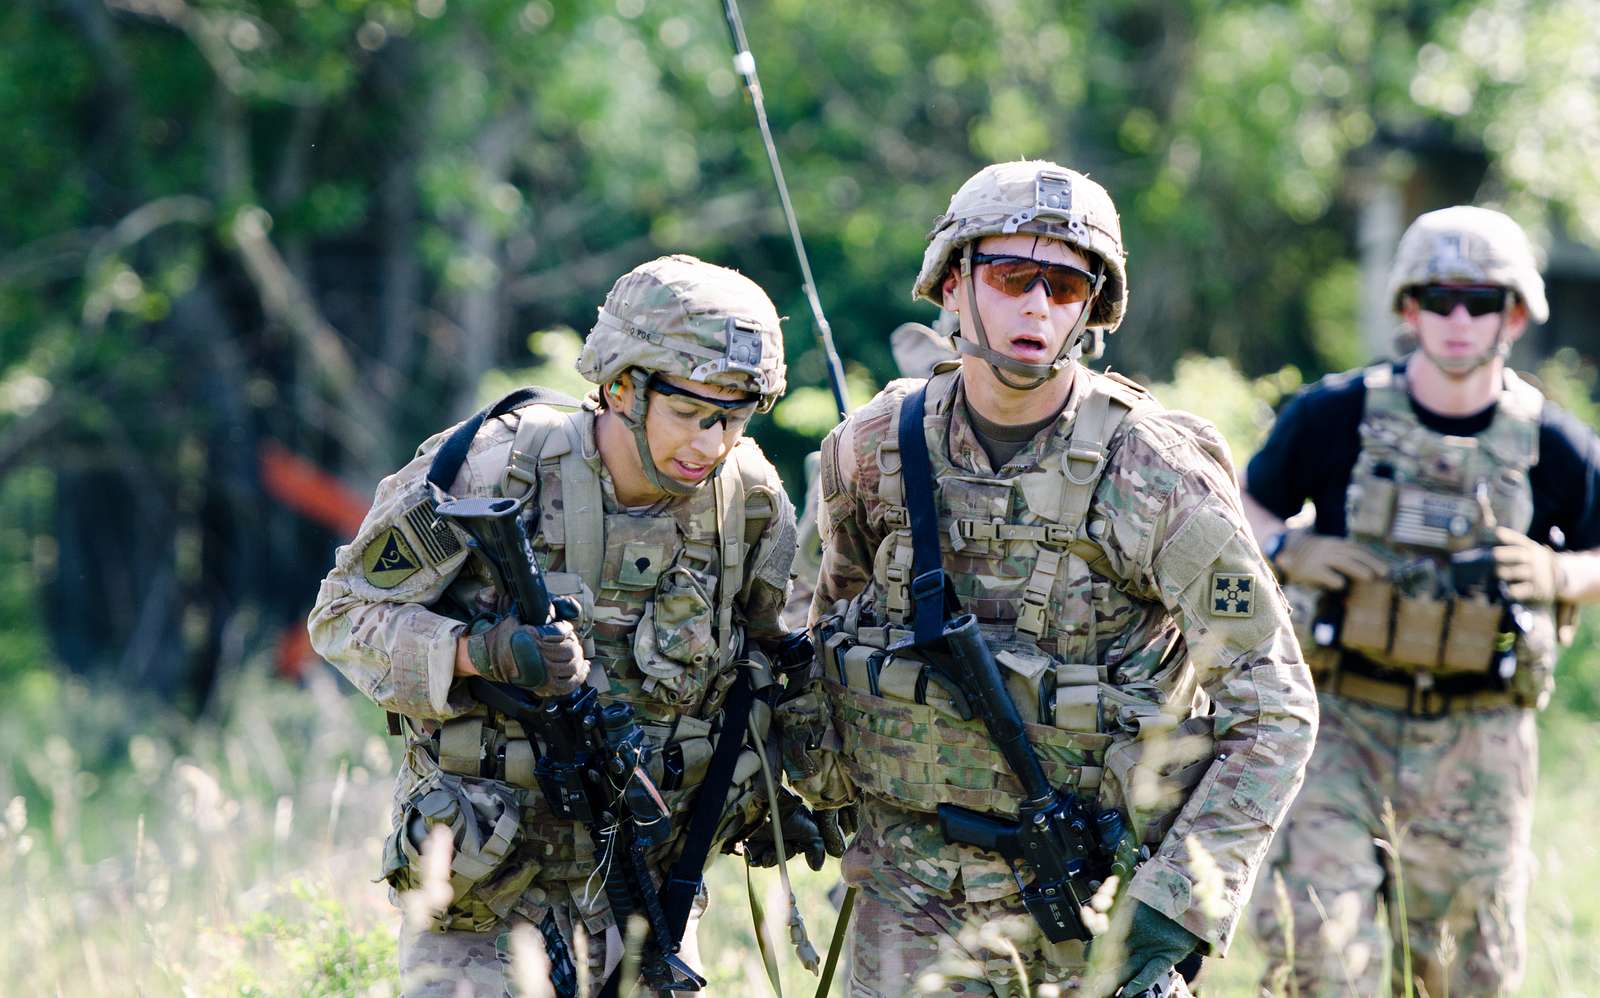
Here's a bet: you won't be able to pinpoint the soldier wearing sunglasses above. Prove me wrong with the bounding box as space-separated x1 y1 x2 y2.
1244 206 1600 996
809 161 1316 995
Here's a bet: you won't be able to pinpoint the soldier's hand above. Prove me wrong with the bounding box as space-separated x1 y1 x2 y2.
816 803 857 858
744 788 827 871
1492 526 1567 603
1272 528 1387 590
466 615 590 695
1112 902 1200 996
529 618 589 696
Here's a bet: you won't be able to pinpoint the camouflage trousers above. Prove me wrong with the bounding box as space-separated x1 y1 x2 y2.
1252 693 1535 997
841 837 1094 997
398 884 705 997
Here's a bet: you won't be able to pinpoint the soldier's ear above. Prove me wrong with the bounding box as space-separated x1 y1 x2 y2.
609 372 635 410
1399 295 1421 331
941 267 962 311
1504 297 1530 342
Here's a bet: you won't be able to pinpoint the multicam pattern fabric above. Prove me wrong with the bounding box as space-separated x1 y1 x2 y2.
913 161 1129 331
1384 206 1548 323
1329 364 1559 707
308 399 795 984
842 834 1092 997
576 253 786 407
812 367 1318 950
1252 694 1535 997
1253 360 1561 998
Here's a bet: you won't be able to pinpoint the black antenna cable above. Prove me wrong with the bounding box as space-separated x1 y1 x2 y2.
719 0 851 417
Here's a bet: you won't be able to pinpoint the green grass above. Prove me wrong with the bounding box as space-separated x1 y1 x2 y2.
2 658 1598 996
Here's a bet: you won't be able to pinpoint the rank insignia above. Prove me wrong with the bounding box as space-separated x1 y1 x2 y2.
1210 572 1255 618
363 527 421 589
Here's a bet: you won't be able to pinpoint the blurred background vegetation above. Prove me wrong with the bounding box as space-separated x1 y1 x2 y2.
3 0 1600 993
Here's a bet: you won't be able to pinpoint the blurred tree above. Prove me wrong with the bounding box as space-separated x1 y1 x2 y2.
0 0 1597 708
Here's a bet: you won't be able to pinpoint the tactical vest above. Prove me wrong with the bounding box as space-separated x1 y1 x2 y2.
821 370 1215 844
1295 363 1560 710
414 402 781 894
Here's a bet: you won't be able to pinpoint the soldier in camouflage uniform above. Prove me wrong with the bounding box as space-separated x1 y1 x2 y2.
784 321 959 629
810 160 1319 996
309 255 840 996
1244 207 1600 996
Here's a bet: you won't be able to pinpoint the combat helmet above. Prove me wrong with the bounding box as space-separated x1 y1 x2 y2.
577 254 786 496
914 161 1128 389
1386 206 1548 374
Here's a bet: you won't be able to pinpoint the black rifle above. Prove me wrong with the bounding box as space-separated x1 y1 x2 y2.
918 613 1132 943
435 496 704 995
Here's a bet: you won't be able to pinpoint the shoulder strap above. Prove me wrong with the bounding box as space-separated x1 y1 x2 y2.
713 460 747 669
549 415 606 589
1499 368 1546 428
1056 372 1157 537
896 384 959 648
1360 363 1404 424
426 387 582 492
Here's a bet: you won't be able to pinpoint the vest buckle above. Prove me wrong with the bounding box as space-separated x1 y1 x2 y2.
1064 445 1106 486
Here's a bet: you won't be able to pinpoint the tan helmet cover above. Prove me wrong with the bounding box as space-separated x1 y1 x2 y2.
913 160 1129 331
577 254 787 411
1386 206 1549 324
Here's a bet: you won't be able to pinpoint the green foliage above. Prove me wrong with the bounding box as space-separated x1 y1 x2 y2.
223 883 396 997
479 327 594 405
1145 355 1304 465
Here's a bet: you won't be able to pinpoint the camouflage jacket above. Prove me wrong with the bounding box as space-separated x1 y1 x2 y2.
811 366 1318 951
308 399 798 888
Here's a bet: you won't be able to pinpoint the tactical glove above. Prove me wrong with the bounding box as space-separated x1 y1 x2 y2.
816 803 858 859
1492 526 1567 603
743 787 827 871
1114 902 1200 996
1272 527 1388 590
466 600 589 696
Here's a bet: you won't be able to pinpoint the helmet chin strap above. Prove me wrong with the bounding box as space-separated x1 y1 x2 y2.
614 370 719 499
1420 312 1510 380
953 242 1099 392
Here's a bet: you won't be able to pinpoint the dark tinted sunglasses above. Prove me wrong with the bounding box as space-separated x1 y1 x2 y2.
1414 285 1508 318
971 253 1098 306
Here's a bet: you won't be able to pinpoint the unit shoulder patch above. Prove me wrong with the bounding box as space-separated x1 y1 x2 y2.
363 526 422 589
1210 572 1255 618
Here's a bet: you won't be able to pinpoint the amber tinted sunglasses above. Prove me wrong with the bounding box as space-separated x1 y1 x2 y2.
970 253 1098 305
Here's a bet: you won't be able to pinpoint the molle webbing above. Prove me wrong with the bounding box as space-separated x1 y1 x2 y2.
824 677 1107 816
880 371 1151 654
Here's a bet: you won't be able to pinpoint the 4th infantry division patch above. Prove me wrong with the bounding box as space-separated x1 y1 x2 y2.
363 527 421 589
1210 572 1255 617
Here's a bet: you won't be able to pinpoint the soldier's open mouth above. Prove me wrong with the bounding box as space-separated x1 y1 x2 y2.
672 459 710 480
1010 335 1049 357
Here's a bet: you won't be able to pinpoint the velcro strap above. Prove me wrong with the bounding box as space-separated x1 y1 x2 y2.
438 717 484 775
503 738 537 789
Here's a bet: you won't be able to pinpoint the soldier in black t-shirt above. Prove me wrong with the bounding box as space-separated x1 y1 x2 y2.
1243 207 1600 996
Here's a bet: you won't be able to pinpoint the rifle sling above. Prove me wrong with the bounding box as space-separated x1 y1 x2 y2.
661 666 757 935
426 386 582 491
897 385 960 647
595 666 758 997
